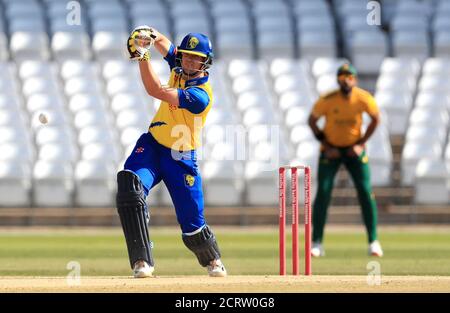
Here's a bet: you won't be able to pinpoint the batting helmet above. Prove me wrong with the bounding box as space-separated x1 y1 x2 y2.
177 33 214 69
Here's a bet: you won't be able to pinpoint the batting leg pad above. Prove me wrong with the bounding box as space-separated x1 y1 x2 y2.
182 225 221 267
116 170 154 269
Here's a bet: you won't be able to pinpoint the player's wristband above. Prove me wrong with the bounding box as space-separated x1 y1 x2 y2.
314 131 325 142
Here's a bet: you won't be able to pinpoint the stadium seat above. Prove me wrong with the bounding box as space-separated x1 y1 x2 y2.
33 160 74 207
0 161 31 207
68 93 107 113
434 32 450 58
392 31 430 62
414 159 449 204
35 126 75 147
401 142 443 185
65 77 102 97
74 160 116 207
60 60 96 80
51 32 91 61
349 31 387 75
73 109 111 130
245 161 278 206
92 32 127 61
203 161 243 206
10 32 50 61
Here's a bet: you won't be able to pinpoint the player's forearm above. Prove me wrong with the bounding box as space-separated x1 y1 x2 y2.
308 114 324 141
358 117 380 145
152 29 172 57
138 60 164 97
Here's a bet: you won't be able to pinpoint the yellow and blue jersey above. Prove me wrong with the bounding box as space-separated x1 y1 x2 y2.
149 44 213 151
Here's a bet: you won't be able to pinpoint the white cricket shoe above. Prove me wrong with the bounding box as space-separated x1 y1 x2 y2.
368 240 383 257
311 242 325 257
207 259 227 277
133 260 154 278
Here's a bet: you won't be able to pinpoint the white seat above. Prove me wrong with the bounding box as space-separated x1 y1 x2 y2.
311 58 348 78
392 31 430 62
68 93 106 113
228 60 255 78
376 75 416 93
51 32 91 61
290 125 315 145
22 77 58 98
316 74 339 95
279 91 314 113
81 141 122 164
414 159 449 204
78 126 114 147
274 74 312 95
350 31 387 75
106 77 138 97
74 160 116 207
10 32 49 61
299 31 337 60
244 161 278 205
401 142 443 185
60 60 96 80
242 107 272 126
202 161 243 206
120 127 144 148
33 160 74 207
65 77 101 97
217 32 253 60
366 141 392 186
415 92 450 111
19 60 53 80
0 161 31 207
236 91 269 112
409 107 448 128
406 125 446 146
418 75 450 93
422 58 450 76
74 109 110 129
0 109 27 128
102 60 136 80
0 141 34 163
0 126 28 144
232 74 263 95
91 17 128 33
27 94 64 113
35 126 75 146
92 32 127 61
38 142 79 164
434 31 450 58
111 93 146 114
284 106 310 129
116 109 150 130
258 31 294 60
380 57 421 77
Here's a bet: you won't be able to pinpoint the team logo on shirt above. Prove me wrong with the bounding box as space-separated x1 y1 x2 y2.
135 147 145 153
188 37 199 49
184 174 195 187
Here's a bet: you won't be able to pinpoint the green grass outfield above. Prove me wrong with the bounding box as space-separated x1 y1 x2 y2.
0 226 449 277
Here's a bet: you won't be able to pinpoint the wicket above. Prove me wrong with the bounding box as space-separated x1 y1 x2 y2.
279 165 312 276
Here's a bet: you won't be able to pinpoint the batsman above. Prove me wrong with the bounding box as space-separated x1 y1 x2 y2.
308 64 383 258
116 26 227 278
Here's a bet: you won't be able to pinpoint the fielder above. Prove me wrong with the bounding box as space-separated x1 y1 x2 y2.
307 64 383 257
116 26 227 278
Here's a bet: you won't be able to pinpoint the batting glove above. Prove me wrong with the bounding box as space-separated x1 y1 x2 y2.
127 25 157 61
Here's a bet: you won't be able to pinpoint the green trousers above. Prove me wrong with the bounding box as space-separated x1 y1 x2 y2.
312 149 378 244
